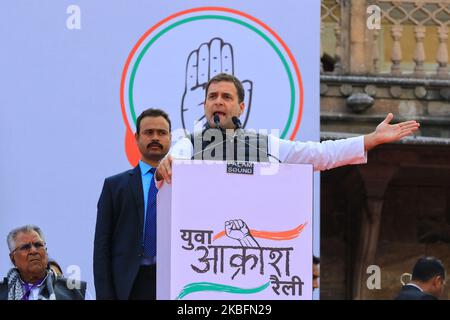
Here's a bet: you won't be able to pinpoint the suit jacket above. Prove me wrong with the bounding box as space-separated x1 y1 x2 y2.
394 284 437 300
0 275 86 300
94 165 147 300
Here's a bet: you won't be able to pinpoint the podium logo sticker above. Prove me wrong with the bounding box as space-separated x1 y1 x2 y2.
177 220 308 299
226 161 254 175
120 7 304 165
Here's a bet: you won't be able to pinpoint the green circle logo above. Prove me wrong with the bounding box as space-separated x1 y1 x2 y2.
120 7 303 165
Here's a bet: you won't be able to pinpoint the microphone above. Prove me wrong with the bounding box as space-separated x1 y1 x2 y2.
231 116 242 129
213 114 221 129
190 125 282 163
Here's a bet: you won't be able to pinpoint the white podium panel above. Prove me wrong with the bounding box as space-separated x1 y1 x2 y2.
157 160 313 300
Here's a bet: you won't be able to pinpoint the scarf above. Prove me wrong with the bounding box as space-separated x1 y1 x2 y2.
6 268 56 300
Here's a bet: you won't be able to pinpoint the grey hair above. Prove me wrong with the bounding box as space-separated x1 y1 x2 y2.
7 225 45 252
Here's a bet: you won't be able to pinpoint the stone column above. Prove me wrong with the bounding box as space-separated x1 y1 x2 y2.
352 165 397 300
349 0 369 73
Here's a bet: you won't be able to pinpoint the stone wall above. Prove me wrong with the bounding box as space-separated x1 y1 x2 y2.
320 144 450 299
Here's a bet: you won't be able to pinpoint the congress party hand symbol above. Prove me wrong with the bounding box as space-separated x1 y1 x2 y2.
181 37 253 132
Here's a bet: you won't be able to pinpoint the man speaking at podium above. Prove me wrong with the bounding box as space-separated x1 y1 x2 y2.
156 73 419 183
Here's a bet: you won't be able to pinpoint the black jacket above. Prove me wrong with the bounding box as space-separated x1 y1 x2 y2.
0 275 86 300
394 284 437 300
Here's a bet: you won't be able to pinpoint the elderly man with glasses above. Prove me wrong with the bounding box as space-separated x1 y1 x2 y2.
0 225 86 300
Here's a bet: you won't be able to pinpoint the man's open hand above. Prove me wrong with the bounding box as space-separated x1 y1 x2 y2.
364 113 420 151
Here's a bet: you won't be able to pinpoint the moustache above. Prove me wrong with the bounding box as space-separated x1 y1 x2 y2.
147 142 163 149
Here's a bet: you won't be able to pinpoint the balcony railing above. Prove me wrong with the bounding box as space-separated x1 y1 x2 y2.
321 0 450 78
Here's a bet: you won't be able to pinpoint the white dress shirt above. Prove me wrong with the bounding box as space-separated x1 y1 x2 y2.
405 283 423 292
170 134 367 171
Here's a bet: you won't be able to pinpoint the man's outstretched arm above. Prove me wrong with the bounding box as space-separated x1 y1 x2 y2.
364 113 420 151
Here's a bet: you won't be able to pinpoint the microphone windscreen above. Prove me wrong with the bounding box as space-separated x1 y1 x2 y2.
232 116 241 128
213 114 220 125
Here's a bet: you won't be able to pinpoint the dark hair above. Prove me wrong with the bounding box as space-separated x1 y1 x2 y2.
136 108 171 134
411 257 445 282
205 73 245 103
313 255 320 265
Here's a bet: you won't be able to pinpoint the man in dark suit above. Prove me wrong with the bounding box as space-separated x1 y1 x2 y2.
94 108 171 300
395 257 446 300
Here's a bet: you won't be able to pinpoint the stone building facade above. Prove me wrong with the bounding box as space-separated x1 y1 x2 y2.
320 0 450 299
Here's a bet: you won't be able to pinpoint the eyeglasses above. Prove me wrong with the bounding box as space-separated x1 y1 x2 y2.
12 241 46 253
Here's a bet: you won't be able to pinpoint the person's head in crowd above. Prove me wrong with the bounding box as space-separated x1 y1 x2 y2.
410 256 446 299
4 225 86 300
135 108 172 167
204 73 245 130
7 225 48 284
48 259 63 277
313 255 320 291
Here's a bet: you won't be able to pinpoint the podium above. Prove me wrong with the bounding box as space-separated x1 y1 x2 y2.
157 160 313 300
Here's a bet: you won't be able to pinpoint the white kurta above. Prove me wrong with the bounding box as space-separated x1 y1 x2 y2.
170 134 367 171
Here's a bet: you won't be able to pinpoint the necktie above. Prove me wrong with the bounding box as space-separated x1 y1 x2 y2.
143 168 158 259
